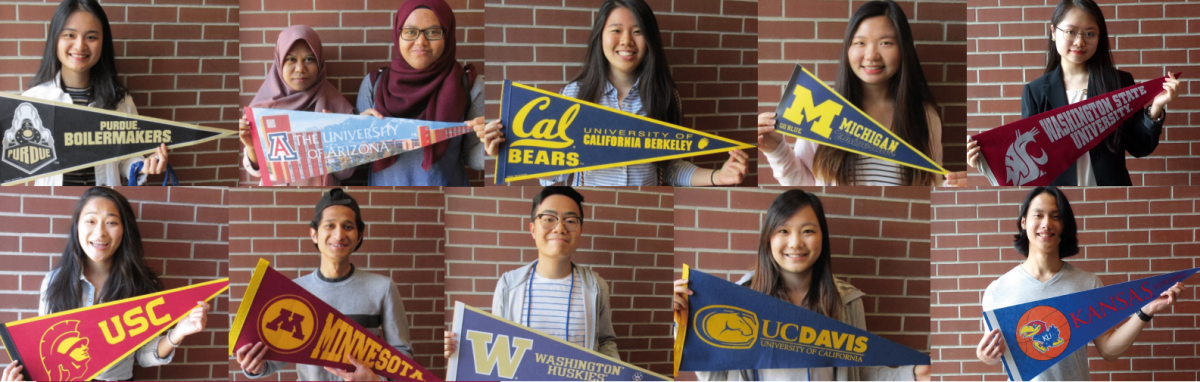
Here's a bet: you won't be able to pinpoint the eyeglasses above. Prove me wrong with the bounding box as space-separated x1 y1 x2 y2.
535 214 582 232
400 27 444 41
1054 26 1098 42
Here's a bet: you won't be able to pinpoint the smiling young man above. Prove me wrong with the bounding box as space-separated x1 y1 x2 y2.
975 186 1184 381
445 186 618 359
235 189 412 381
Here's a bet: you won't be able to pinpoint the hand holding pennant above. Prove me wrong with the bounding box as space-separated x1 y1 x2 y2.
771 65 947 176
494 80 754 184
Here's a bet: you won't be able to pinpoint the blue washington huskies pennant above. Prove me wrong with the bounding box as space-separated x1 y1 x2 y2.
772 65 946 175
984 267 1199 381
675 265 929 373
495 80 754 184
447 302 669 381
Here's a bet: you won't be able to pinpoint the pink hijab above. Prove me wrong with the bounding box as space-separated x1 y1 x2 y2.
250 25 353 114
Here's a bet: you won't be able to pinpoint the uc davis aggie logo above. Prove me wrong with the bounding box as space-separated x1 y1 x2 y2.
259 295 317 354
39 320 91 381
695 305 758 349
465 330 533 379
3 102 57 175
1015 306 1070 361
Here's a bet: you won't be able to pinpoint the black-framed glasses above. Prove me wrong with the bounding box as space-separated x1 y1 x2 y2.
535 214 582 232
1054 26 1098 42
400 27 444 41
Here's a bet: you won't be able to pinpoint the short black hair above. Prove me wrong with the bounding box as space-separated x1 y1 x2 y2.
531 186 585 221
1013 186 1078 258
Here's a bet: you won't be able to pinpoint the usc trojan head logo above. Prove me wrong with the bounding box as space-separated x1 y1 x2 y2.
39 320 90 381
1016 306 1070 361
3 102 57 174
258 295 317 354
695 305 758 349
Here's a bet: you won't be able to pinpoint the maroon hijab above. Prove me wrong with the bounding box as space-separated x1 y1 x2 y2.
250 25 353 114
373 0 471 172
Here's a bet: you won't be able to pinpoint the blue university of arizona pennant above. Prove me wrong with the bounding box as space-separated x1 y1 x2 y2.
675 265 929 374
772 65 946 175
494 80 754 184
984 267 1199 381
447 302 669 381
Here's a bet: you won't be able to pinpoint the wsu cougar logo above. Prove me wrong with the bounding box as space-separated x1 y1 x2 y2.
1005 128 1048 186
695 305 759 349
39 320 90 381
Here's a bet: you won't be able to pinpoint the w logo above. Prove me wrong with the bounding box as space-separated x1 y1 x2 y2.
267 132 299 161
465 330 532 379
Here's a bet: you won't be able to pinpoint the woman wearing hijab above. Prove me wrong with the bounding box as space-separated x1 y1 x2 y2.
238 25 356 186
357 0 486 186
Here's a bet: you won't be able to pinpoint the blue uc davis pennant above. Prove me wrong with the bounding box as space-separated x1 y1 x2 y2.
494 80 754 184
983 267 1199 381
447 301 670 381
772 65 946 175
676 265 929 373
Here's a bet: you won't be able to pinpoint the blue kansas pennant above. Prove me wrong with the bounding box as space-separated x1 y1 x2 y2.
772 65 946 175
984 267 1199 381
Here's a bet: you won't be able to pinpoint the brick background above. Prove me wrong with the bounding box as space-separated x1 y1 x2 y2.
444 186 675 375
967 1 1200 186
228 187 446 380
0 186 230 381
931 186 1200 381
674 185 932 380
484 0 759 186
238 0 487 186
758 0 967 184
0 0 241 186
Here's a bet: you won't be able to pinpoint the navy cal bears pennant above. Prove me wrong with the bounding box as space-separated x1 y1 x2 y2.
495 80 754 184
983 267 1199 381
447 302 670 381
675 265 930 374
772 65 946 175
0 93 233 185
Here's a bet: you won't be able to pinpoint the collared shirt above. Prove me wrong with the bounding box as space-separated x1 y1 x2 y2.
540 80 698 186
39 268 174 381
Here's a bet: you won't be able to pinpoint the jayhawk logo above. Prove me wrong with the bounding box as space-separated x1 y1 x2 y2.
1015 306 1071 360
1019 320 1064 353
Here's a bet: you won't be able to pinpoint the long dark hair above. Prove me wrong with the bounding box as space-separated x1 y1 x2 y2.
568 0 681 125
33 0 128 110
1045 0 1122 153
45 187 161 314
749 190 841 321
816 0 938 186
1013 186 1079 258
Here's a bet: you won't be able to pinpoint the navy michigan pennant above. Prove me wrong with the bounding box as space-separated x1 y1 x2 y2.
772 65 946 175
495 80 754 184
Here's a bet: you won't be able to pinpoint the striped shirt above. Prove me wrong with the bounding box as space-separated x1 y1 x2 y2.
62 84 97 186
539 80 698 186
523 271 586 347
853 156 902 185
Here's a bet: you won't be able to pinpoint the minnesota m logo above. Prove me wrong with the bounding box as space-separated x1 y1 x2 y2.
465 330 533 379
265 308 306 340
782 84 843 139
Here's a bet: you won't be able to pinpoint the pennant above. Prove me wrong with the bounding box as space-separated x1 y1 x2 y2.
676 265 929 373
983 267 1198 381
246 107 473 185
0 278 228 381
0 93 233 185
772 65 946 175
447 301 670 381
494 80 754 184
229 259 438 381
972 73 1178 186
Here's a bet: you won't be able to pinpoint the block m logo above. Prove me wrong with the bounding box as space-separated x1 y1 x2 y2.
465 330 533 379
782 84 843 139
265 308 306 340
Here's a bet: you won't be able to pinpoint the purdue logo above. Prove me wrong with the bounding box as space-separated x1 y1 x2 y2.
3 102 57 174
465 330 533 379
258 295 317 354
39 320 90 381
782 84 843 139
695 305 758 349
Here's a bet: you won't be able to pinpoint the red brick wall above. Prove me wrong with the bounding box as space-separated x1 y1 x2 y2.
484 0 759 186
758 0 967 185
673 186 931 380
931 186 1200 380
0 0 241 186
0 186 230 381
238 0 487 186
443 187 675 375
967 1 1200 186
228 187 446 380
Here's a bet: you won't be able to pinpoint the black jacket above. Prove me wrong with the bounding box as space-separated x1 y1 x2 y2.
1021 66 1163 186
